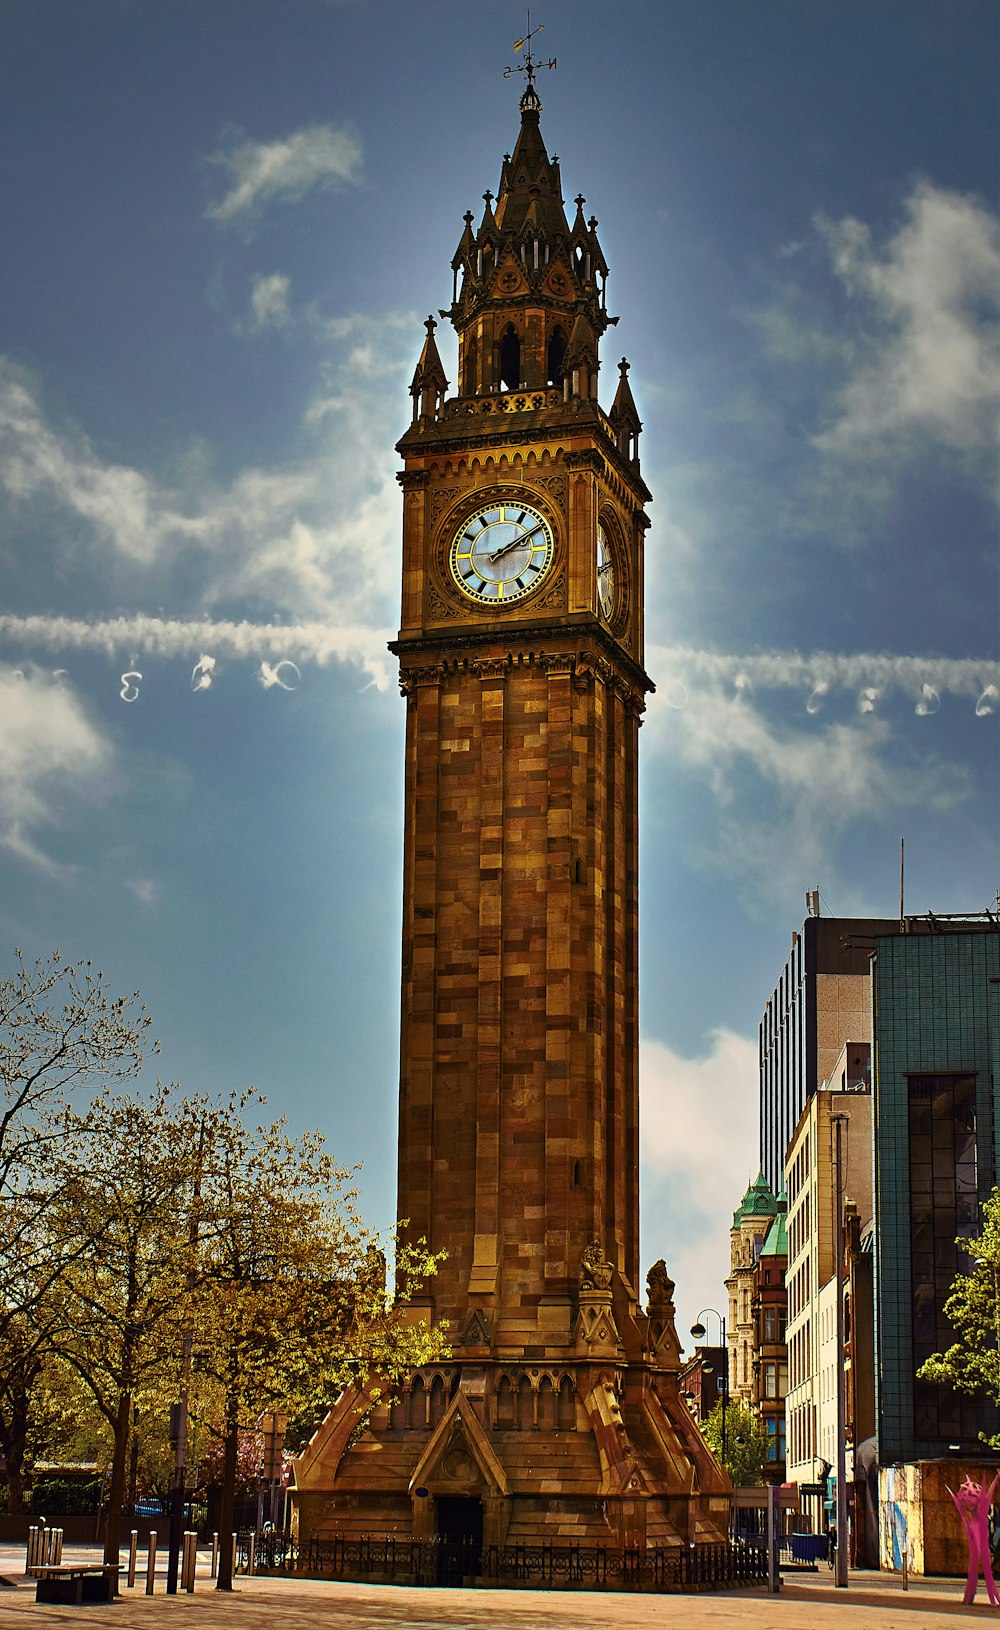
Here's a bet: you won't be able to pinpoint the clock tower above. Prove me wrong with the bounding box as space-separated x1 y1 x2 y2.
294 67 729 1565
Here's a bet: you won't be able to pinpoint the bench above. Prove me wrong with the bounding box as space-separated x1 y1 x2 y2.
33 1564 116 1605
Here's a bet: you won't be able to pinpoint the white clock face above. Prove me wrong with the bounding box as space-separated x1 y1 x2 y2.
597 523 616 619
450 502 554 605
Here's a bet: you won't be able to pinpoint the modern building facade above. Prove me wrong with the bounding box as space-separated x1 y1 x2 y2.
872 923 1000 1465
293 63 729 1561
784 1073 872 1533
759 914 892 1193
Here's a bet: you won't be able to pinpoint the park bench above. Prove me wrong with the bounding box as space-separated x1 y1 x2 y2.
33 1562 116 1604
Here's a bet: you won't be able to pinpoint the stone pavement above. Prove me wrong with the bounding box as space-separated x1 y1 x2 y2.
1 1547 998 1629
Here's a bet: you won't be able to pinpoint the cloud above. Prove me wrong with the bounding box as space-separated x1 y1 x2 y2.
248 273 291 330
0 665 113 873
0 310 418 659
640 1029 759 1342
644 667 971 899
126 877 162 908
649 643 1000 713
0 615 393 691
814 181 1000 466
0 361 210 564
207 125 362 223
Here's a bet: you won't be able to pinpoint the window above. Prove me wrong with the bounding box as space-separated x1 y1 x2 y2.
763 1362 778 1400
764 1307 778 1342
766 1417 786 1464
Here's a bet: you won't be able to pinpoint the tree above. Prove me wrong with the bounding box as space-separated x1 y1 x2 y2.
701 1398 768 1487
44 1085 204 1574
0 951 155 1509
917 1187 1000 1448
187 1115 447 1591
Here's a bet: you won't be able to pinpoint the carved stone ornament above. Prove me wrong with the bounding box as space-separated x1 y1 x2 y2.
646 1259 675 1311
397 469 430 491
460 1308 490 1347
471 657 513 682
579 1237 614 1292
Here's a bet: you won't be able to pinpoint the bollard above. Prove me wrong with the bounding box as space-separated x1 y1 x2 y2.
182 1531 197 1592
145 1531 157 1595
231 1534 238 1577
247 1532 256 1577
127 1529 139 1588
211 1531 219 1578
25 1526 38 1574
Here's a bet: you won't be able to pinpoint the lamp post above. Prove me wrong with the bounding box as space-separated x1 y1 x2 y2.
691 1308 728 1473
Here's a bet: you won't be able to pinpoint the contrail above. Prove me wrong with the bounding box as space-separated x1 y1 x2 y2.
0 616 996 712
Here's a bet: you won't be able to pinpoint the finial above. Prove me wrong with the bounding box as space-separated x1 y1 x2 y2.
588 215 599 232
574 194 586 210
483 190 494 206
503 10 557 109
619 358 630 376
464 210 474 225
424 315 436 335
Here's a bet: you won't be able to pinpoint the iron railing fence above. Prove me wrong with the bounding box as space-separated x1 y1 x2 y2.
297 1533 767 1592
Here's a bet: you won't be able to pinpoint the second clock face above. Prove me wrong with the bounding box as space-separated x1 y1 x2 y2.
597 523 616 620
450 502 554 606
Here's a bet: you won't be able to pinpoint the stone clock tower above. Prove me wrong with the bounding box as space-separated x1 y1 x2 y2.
294 70 729 1565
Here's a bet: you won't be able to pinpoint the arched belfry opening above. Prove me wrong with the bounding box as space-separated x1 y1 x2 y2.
499 323 520 390
546 324 566 388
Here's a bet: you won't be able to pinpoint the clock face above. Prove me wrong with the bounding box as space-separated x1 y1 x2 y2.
450 501 554 606
597 523 616 620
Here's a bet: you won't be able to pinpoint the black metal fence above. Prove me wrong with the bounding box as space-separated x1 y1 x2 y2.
299 1533 767 1592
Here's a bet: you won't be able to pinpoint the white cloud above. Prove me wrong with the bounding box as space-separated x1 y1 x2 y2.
126 877 162 908
0 362 210 564
207 125 362 224
0 310 418 666
640 1029 759 1343
644 672 968 897
649 643 1000 712
248 273 291 330
814 181 1000 463
0 665 113 874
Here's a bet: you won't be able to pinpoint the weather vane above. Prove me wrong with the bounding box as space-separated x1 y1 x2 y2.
503 11 556 94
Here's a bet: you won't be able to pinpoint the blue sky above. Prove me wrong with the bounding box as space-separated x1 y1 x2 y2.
1 0 997 1343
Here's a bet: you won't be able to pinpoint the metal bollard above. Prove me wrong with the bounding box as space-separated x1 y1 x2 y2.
231 1534 238 1577
247 1532 256 1577
211 1531 219 1578
127 1529 139 1588
145 1531 157 1595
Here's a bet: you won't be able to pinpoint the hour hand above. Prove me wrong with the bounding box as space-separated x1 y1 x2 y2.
490 526 540 562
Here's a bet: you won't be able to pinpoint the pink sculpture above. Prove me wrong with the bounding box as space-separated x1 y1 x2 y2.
946 1472 1000 1607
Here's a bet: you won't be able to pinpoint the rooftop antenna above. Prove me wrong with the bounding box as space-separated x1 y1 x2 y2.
899 837 905 930
504 11 557 104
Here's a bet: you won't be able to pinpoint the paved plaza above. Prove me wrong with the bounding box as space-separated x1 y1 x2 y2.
1 1546 998 1630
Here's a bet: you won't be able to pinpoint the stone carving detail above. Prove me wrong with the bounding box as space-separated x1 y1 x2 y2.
427 581 461 623
471 657 512 682
397 469 430 491
646 1259 675 1310
579 1237 614 1292
460 1307 490 1347
537 652 576 677
398 663 447 698
431 483 469 526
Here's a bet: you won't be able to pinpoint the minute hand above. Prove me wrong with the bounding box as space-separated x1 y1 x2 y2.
490 526 542 562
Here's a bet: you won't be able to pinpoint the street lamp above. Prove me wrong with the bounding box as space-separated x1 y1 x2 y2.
691 1307 728 1472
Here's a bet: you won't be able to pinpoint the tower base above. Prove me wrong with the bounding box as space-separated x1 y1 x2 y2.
292 1261 731 1568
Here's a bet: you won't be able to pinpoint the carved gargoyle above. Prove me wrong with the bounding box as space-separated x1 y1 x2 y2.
579 1236 614 1292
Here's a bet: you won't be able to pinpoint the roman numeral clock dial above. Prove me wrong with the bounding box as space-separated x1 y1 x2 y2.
450 502 554 605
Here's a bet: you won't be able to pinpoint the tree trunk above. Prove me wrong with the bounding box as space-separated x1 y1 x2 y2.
215 1396 240 1592
102 1389 132 1582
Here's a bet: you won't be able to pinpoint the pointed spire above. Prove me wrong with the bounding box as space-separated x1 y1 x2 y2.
451 210 475 272
609 359 642 463
479 189 497 237
409 316 448 423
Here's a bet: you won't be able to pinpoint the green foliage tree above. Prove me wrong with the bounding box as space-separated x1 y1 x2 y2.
0 950 154 1511
45 1084 204 1571
917 1186 1000 1448
701 1398 768 1487
187 1114 447 1590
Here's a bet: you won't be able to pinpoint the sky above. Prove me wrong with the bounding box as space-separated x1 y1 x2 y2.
1 0 997 1349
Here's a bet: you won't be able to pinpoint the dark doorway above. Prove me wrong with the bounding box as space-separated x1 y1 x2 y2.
436 1495 483 1584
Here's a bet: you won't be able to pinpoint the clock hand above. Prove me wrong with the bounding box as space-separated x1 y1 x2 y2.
489 526 543 563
